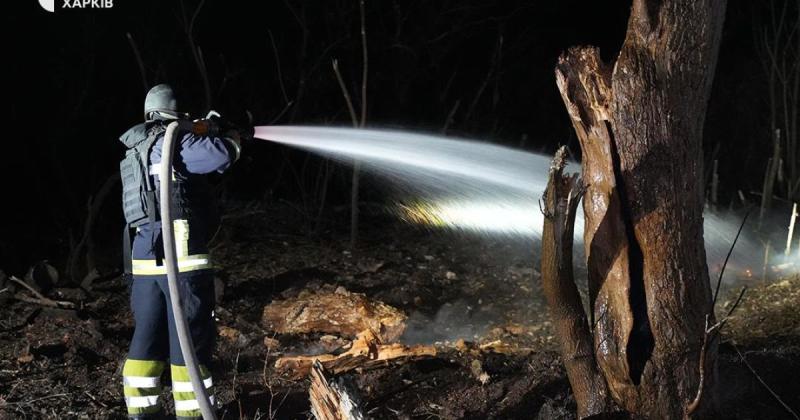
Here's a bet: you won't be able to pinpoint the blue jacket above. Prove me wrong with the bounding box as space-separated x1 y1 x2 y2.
123 123 236 275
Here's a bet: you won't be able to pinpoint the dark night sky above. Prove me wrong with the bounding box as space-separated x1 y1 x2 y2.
2 1 778 273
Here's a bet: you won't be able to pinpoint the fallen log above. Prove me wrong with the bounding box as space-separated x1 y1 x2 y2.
275 329 436 379
262 287 406 342
309 360 365 420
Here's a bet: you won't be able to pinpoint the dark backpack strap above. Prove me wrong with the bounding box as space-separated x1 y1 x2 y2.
139 124 165 225
146 190 157 225
122 224 133 277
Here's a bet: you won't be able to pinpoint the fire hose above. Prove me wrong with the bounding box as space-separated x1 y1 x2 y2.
160 120 217 420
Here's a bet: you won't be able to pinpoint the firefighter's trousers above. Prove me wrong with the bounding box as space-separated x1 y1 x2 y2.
123 270 215 419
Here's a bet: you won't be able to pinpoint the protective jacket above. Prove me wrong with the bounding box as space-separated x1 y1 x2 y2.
119 120 237 419
119 120 237 273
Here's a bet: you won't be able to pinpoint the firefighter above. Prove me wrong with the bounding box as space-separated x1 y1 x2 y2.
118 84 241 419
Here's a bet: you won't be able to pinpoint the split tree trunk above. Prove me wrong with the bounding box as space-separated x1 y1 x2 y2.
545 0 727 417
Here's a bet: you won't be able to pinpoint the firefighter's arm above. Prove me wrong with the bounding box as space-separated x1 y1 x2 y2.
178 132 239 174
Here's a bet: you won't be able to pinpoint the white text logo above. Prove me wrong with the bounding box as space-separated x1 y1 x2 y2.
61 0 114 9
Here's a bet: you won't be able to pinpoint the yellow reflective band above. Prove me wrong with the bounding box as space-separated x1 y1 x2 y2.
124 385 161 398
170 364 211 382
127 405 160 416
171 363 214 418
123 359 166 377
131 254 212 275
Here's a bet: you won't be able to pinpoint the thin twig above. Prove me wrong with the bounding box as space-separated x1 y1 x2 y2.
464 32 503 123
181 0 211 111
331 59 359 127
787 203 798 256
733 343 800 420
232 350 242 420
262 332 289 420
269 100 294 125
686 315 712 416
125 33 148 92
69 173 119 286
13 294 72 309
688 285 748 415
187 0 206 37
441 99 461 134
715 286 748 332
4 393 70 406
712 210 751 307
268 29 290 104
84 391 108 408
9 276 47 300
359 0 368 127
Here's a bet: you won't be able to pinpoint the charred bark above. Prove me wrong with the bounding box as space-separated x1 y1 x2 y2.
548 0 727 417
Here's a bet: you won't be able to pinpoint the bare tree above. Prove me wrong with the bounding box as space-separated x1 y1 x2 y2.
544 0 727 417
755 0 800 217
180 0 212 112
332 0 369 248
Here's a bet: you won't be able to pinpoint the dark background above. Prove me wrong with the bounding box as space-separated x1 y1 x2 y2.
1 0 789 276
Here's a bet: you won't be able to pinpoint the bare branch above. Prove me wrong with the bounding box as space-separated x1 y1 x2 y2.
268 29 290 105
125 33 148 92
332 59 359 128
269 100 295 125
359 0 368 127
733 344 800 420
712 210 751 307
689 285 748 415
9 276 75 309
180 0 212 111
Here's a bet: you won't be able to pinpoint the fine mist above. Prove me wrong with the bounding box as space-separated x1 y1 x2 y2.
255 125 795 284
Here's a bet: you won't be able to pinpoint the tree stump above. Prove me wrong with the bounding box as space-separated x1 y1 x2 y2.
545 0 728 417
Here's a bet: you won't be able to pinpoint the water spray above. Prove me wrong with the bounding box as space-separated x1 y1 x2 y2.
255 125 793 280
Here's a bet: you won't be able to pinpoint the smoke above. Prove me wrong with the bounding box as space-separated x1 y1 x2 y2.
401 301 492 345
254 125 797 281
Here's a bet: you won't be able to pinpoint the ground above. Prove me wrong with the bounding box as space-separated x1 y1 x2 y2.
0 203 798 419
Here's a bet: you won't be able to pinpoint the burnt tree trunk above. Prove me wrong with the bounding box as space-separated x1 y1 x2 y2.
546 0 727 417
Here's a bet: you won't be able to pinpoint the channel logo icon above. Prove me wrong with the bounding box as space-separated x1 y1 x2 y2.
39 0 55 12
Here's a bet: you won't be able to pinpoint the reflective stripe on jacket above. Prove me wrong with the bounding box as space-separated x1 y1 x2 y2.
126 123 236 269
